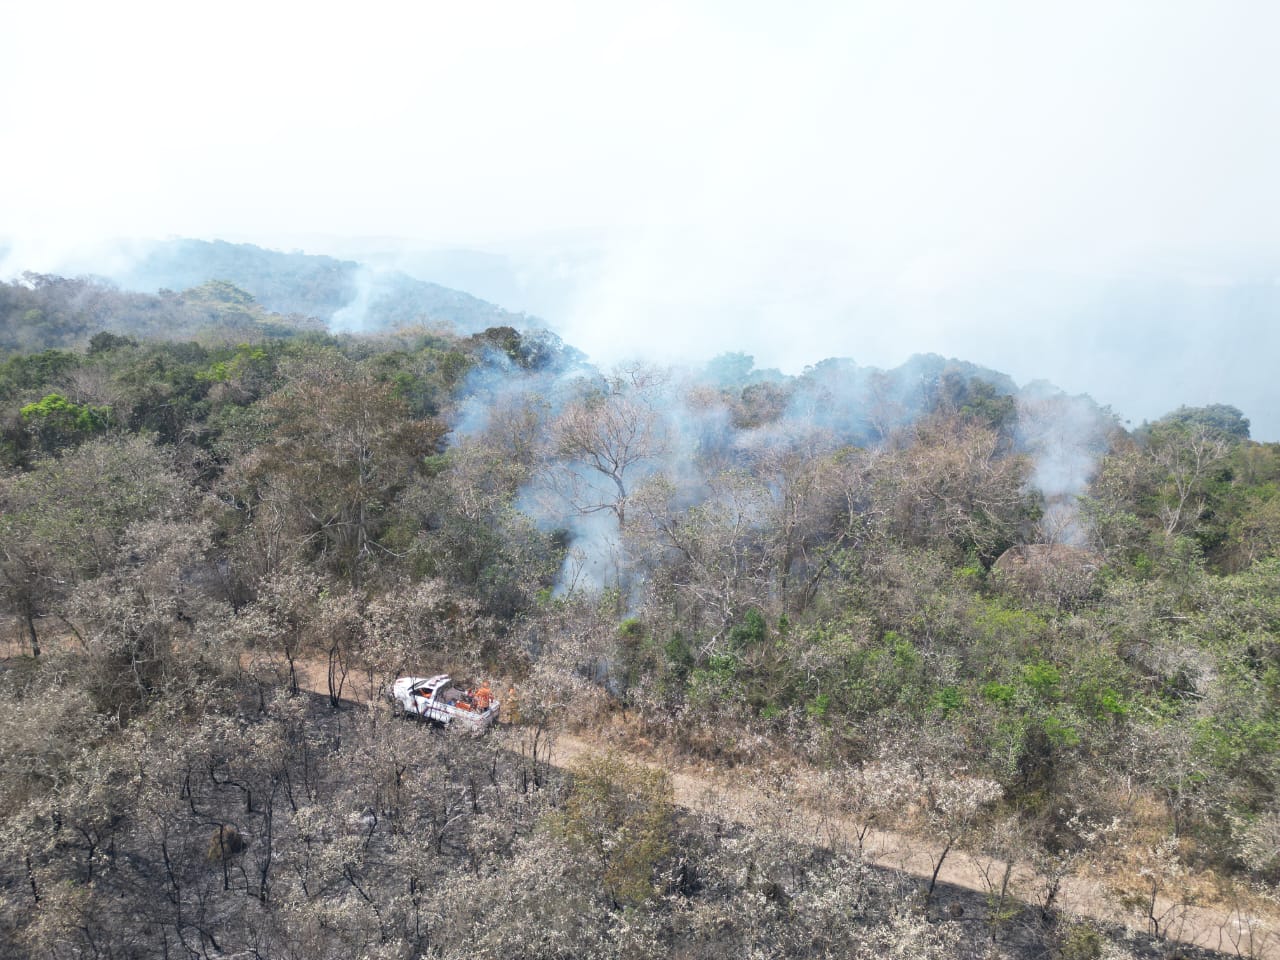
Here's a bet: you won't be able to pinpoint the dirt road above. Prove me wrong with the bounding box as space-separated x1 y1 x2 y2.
546 730 1275 959
291 657 1275 958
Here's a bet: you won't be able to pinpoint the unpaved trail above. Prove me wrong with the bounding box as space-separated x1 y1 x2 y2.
14 632 1272 954
547 730 1277 959
286 657 1276 959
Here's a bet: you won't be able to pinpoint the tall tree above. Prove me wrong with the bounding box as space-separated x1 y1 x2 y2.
1145 418 1232 538
550 366 669 529
226 352 444 587
0 436 191 657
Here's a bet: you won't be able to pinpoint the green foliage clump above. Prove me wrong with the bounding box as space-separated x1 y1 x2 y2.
688 652 743 709
0 349 81 397
181 279 257 306
1153 403 1251 441
20 392 111 449
197 343 269 383
552 753 673 907
728 608 767 649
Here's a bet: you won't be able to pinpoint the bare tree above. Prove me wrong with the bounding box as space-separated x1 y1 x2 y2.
548 365 670 530
1147 420 1230 537
872 414 1032 562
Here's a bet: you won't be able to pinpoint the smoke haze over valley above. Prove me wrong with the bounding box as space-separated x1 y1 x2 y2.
2 0 1278 439
336 235 1280 441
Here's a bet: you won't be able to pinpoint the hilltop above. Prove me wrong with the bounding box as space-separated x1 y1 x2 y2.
109 237 535 334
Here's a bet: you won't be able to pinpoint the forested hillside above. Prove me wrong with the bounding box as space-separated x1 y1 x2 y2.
0 273 324 355
110 239 534 334
2 273 1280 959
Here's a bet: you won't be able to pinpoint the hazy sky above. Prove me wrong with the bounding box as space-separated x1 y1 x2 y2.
3 1 1278 434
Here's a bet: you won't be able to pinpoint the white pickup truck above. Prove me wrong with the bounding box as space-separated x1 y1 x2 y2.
386 674 500 732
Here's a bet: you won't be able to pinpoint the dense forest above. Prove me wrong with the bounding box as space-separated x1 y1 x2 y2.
2 263 1279 959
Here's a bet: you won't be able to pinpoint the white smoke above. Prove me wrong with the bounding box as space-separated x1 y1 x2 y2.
330 265 380 333
1016 383 1116 546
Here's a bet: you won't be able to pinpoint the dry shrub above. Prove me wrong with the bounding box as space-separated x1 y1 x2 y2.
991 543 1101 608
